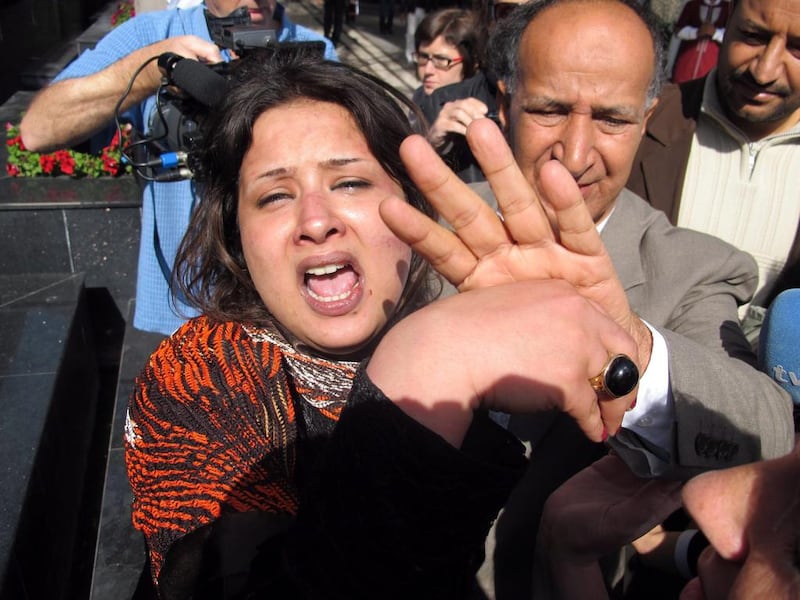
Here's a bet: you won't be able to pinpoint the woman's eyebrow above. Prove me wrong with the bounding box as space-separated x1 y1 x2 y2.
254 166 292 181
251 157 366 181
325 157 365 168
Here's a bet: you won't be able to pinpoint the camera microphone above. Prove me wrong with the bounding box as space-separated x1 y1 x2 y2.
157 52 231 109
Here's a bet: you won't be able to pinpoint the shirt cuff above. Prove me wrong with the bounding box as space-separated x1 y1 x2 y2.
617 321 675 475
676 25 699 40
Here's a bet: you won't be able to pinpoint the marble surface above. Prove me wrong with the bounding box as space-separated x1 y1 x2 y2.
0 202 141 321
0 178 141 211
0 273 100 599
90 301 164 600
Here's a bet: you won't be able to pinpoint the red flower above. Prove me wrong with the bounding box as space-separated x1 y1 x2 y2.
103 156 120 175
40 154 56 174
59 154 76 175
6 117 131 178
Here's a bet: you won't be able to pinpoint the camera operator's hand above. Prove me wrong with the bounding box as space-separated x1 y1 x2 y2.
20 35 223 153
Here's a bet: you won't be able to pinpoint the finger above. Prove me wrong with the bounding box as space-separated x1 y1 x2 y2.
379 196 478 286
600 390 638 438
465 119 555 243
594 335 641 436
538 159 633 329
447 97 489 116
682 468 753 561
567 316 640 441
731 545 800 600
445 105 485 127
679 577 706 600
460 103 490 122
445 110 469 136
696 548 739 600
569 388 606 443
400 135 510 256
539 159 606 257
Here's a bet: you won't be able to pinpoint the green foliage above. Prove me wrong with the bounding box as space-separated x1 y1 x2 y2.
111 0 136 27
5 122 133 178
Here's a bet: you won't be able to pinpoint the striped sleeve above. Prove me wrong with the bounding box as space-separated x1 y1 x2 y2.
125 317 299 580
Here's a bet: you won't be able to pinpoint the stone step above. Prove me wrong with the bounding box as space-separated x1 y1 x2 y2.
0 273 101 599
90 299 164 600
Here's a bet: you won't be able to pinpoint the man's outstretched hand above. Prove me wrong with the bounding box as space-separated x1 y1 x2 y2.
380 117 651 369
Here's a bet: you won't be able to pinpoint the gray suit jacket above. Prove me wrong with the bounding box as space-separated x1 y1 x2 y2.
604 189 792 476
476 187 793 600
471 182 794 474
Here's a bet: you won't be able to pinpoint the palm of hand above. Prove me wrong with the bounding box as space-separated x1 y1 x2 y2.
461 233 637 342
384 121 634 333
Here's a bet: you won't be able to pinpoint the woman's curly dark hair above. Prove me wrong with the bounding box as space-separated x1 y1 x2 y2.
173 51 438 329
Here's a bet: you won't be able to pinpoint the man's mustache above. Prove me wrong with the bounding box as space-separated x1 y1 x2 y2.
730 69 790 97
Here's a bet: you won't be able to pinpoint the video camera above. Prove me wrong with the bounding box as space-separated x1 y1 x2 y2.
207 5 279 53
122 6 324 182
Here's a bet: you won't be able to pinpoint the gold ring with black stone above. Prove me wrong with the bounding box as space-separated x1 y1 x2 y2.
589 354 639 398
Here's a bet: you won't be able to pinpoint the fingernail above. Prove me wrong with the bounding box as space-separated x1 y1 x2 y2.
627 398 637 412
601 427 608 442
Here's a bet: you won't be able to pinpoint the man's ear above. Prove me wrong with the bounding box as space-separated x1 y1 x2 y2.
641 97 659 136
497 79 510 130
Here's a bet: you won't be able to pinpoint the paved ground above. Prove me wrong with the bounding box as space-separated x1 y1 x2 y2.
284 0 419 96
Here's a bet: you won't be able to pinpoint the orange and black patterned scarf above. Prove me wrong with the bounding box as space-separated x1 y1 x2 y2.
125 316 359 579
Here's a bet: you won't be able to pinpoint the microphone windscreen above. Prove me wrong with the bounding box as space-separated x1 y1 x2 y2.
168 58 231 108
759 288 800 407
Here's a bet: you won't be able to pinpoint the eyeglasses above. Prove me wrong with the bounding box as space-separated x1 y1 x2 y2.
412 51 464 70
492 1 520 21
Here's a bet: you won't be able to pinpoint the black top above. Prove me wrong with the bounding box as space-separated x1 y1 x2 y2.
157 368 527 599
412 72 499 184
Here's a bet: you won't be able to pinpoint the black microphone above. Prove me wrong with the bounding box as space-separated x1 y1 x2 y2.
157 52 231 109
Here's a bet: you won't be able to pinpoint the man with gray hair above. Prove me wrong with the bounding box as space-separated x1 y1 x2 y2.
379 0 794 596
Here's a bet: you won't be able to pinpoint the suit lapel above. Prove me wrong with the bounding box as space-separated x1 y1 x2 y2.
601 190 647 294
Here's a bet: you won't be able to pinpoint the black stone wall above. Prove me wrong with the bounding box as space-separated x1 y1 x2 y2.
0 0 109 103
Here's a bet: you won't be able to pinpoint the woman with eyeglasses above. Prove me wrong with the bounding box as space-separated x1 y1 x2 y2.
411 8 497 183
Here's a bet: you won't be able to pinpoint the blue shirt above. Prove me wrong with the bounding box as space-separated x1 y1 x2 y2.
56 5 337 335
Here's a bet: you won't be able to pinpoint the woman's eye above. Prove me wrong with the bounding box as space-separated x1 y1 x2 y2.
257 191 292 207
334 179 371 192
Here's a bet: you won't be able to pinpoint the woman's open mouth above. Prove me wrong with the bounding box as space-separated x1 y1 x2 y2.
303 262 363 315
